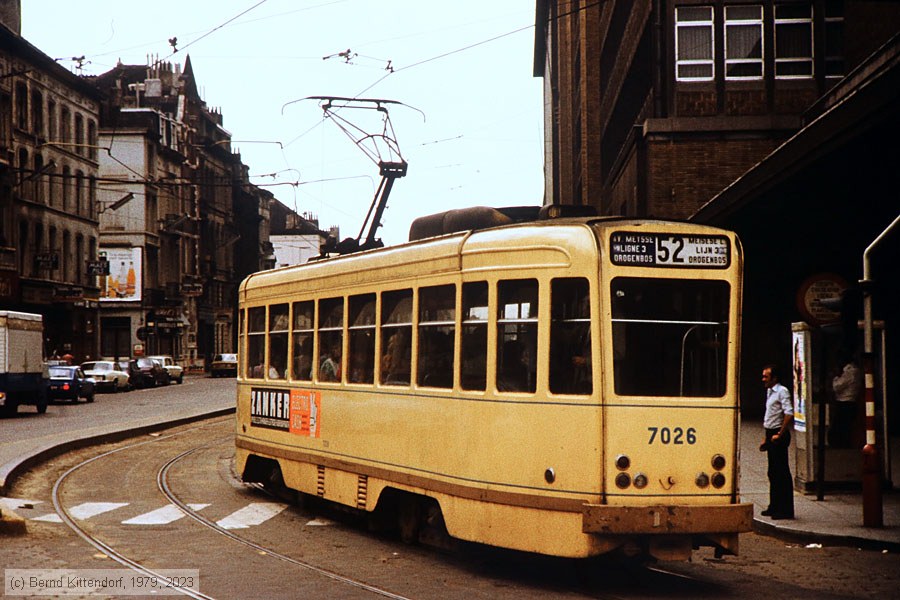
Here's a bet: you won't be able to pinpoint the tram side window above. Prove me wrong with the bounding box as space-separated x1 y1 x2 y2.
349 294 376 384
292 300 314 381
238 309 245 378
549 278 592 395
417 284 455 388
380 289 412 385
611 277 730 397
268 304 289 379
318 297 344 382
461 282 488 391
247 307 266 378
497 280 538 393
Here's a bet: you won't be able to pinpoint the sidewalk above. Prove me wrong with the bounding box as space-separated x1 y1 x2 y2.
740 420 900 550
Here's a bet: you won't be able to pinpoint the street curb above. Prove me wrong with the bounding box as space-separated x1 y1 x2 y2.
752 517 900 553
0 408 235 497
0 506 28 536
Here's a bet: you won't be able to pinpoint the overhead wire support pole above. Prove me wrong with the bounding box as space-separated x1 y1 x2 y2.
860 212 900 528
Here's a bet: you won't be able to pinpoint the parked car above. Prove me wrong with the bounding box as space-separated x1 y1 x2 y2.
210 353 238 378
130 357 171 388
116 360 140 389
148 355 184 384
47 366 95 403
81 360 132 393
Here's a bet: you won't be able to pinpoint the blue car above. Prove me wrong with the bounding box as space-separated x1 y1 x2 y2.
47 366 95 403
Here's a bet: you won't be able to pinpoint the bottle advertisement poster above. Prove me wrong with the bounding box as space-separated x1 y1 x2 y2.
99 247 141 302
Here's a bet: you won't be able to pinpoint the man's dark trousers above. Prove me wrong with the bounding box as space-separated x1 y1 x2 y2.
765 428 794 517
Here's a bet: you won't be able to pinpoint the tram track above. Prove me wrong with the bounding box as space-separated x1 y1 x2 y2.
157 444 412 600
44 419 413 600
38 416 701 600
49 429 215 600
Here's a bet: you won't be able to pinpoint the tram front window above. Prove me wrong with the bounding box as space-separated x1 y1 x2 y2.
611 277 729 397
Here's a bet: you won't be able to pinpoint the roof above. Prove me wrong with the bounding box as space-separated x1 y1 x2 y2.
692 33 900 224
0 23 103 100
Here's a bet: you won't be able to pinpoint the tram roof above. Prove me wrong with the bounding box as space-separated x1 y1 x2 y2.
240 213 737 297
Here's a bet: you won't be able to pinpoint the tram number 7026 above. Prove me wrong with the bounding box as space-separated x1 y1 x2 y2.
647 426 697 445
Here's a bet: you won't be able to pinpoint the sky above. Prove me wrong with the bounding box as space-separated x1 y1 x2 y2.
22 0 546 247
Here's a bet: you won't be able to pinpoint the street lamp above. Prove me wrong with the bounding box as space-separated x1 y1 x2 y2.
99 192 135 214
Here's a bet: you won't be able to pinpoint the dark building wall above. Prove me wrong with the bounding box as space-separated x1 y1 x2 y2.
644 137 783 219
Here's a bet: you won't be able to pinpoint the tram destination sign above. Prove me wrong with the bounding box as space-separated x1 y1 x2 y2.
610 232 730 268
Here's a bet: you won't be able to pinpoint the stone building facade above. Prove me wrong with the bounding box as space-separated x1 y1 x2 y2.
0 19 103 361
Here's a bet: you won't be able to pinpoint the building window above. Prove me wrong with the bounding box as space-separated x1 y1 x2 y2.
74 114 84 155
775 3 814 78
17 148 29 197
33 154 45 204
87 120 97 159
75 234 84 285
15 82 27 130
824 0 844 79
725 5 764 79
88 176 96 218
61 165 70 211
31 90 43 137
47 99 57 141
75 171 84 215
676 6 715 81
60 107 70 144
0 92 11 144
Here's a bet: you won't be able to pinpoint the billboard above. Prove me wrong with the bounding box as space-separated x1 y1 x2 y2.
99 247 142 302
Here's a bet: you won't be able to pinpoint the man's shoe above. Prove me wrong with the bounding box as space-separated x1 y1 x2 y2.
760 509 774 516
771 513 794 520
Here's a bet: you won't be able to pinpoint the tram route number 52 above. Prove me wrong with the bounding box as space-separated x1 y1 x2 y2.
648 426 697 445
656 236 685 264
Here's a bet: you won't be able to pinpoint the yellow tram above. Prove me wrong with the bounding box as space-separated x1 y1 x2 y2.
235 208 753 561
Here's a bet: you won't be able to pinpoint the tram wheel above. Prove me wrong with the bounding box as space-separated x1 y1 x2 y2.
397 495 423 544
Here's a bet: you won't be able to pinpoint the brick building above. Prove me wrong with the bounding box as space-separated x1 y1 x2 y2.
534 1 900 472
534 0 900 218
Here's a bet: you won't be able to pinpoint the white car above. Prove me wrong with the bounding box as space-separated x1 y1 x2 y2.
148 355 184 384
81 360 132 393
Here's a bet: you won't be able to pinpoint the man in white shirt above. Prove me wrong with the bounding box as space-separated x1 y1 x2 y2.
760 364 795 520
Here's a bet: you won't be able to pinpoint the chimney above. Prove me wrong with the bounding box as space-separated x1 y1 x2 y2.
0 0 21 35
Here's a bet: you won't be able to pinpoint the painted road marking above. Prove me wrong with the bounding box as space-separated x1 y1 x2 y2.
122 503 211 525
0 497 43 511
33 502 129 523
216 502 287 529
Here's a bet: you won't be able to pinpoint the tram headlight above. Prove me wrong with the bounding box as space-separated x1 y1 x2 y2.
696 472 710 488
633 473 648 489
711 472 727 488
712 454 727 470
615 472 631 489
615 454 630 470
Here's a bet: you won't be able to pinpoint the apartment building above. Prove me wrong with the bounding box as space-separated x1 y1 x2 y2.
0 17 103 361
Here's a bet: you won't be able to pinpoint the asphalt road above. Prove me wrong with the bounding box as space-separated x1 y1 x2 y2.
2 378 899 598
0 375 234 494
